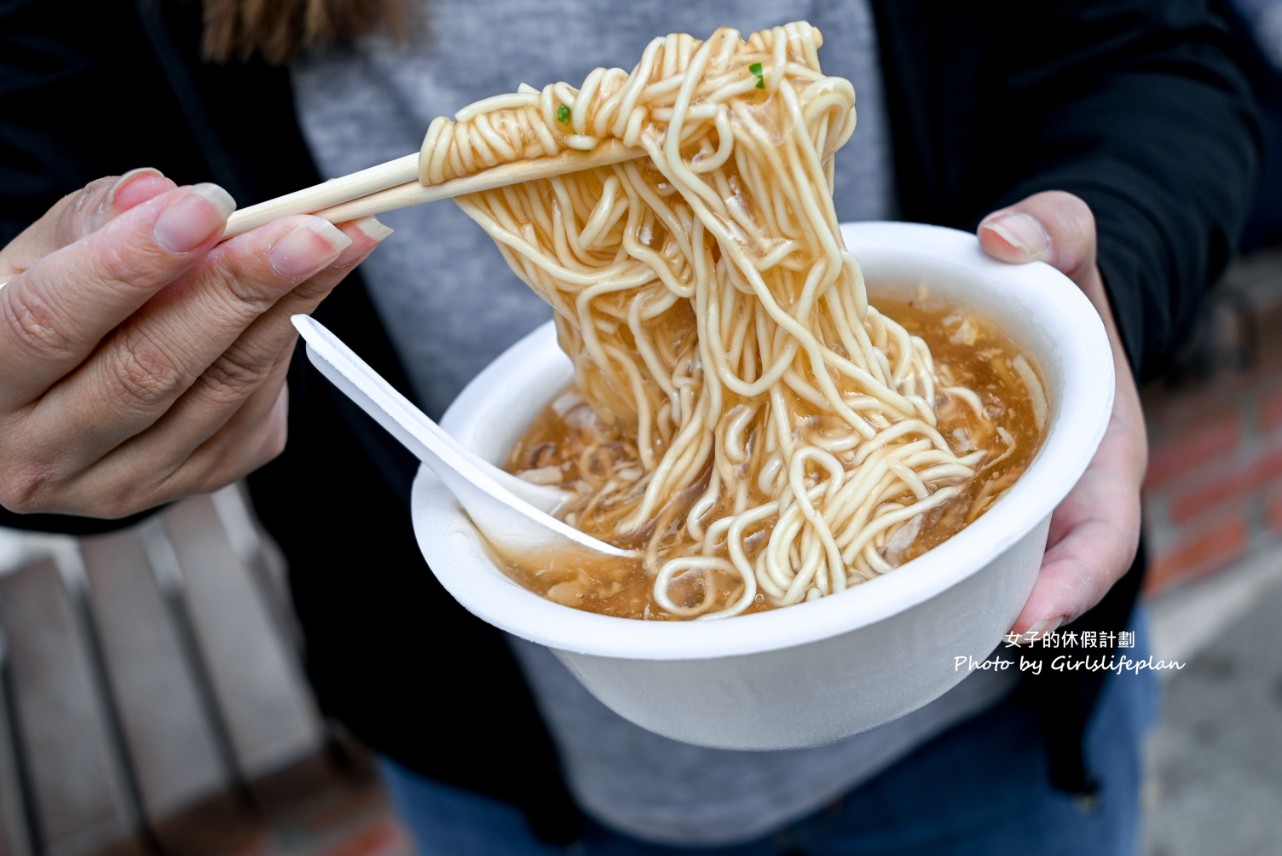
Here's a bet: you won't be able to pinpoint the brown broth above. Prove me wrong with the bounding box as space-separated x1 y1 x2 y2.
496 295 1046 620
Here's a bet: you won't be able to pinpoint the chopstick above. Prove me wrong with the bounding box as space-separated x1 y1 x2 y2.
223 141 644 239
223 154 419 238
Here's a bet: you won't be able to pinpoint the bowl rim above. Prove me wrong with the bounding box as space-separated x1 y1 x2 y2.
413 220 1114 660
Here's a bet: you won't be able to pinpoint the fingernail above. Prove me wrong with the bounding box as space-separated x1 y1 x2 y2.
354 217 394 242
332 218 393 268
107 167 166 209
981 211 1052 259
154 184 236 253
1022 617 1062 644
270 219 352 277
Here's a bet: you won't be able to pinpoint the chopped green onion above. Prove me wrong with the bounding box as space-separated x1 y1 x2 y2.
749 62 764 89
557 104 572 123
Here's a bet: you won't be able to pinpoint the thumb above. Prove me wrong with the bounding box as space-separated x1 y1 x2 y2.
977 190 1097 285
3 168 177 273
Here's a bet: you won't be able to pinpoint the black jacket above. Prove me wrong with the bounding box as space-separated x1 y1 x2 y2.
0 0 1262 837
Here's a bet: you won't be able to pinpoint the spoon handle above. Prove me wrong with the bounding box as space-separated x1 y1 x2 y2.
290 315 637 560
291 315 559 510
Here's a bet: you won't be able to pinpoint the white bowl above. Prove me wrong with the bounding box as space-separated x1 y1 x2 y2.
411 221 1114 750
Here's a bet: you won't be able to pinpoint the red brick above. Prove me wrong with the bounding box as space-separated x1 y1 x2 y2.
1166 471 1252 525
1145 364 1275 429
1265 481 1282 532
1162 446 1282 524
1261 385 1282 437
1255 446 1282 485
225 833 273 856
1145 455 1235 524
1149 431 1280 521
1144 513 1248 595
1144 415 1240 488
315 819 411 856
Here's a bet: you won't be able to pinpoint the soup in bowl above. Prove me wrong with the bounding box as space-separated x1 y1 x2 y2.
410 220 1113 750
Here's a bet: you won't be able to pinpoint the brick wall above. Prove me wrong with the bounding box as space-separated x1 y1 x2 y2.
1141 247 1282 593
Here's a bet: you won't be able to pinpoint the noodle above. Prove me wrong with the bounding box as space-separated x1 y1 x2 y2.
424 22 1026 619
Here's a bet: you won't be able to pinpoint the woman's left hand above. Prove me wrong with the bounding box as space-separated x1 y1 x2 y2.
977 190 1148 639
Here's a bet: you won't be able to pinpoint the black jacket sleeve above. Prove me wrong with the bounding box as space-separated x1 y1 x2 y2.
979 0 1262 382
876 0 1263 382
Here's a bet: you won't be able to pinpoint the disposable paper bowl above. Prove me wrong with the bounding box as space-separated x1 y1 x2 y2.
411 221 1114 750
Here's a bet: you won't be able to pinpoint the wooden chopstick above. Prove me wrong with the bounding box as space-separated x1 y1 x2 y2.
223 142 644 240
224 154 419 239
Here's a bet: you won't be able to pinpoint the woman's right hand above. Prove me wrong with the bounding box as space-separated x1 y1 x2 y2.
0 168 391 519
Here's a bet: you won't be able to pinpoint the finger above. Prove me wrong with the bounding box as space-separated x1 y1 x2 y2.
1 217 384 518
168 357 294 501
1011 341 1147 638
0 183 236 407
2 169 178 273
46 212 385 517
93 218 390 488
110 170 179 216
58 356 295 518
1009 491 1142 638
29 214 353 468
977 190 1097 282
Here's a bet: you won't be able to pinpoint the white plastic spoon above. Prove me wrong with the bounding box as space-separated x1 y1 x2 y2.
290 314 636 560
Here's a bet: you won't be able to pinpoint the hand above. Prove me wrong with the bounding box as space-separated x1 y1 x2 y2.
977 191 1148 639
0 169 392 518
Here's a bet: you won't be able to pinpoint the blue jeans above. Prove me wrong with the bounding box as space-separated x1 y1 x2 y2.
380 623 1159 855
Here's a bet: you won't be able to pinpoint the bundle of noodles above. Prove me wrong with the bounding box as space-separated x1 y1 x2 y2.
429 22 1012 619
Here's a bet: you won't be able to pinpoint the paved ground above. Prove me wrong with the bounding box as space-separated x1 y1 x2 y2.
3 517 1281 856
1143 548 1282 855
